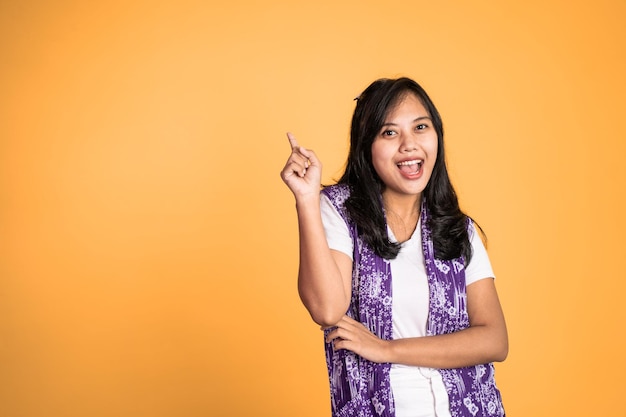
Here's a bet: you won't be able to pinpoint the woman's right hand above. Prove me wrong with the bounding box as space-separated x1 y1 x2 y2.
280 132 352 327
280 132 322 202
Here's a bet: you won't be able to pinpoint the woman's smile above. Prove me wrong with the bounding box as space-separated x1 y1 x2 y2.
397 159 424 178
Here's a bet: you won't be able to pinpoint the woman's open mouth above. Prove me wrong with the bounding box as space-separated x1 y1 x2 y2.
397 159 423 176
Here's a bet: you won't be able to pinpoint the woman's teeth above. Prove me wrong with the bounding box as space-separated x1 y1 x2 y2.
397 160 422 174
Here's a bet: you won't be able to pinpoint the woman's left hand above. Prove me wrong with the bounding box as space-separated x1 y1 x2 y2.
325 315 389 363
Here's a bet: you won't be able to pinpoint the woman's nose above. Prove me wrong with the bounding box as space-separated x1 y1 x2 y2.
400 132 418 152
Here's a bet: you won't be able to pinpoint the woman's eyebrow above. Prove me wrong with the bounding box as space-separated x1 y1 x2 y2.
381 116 432 127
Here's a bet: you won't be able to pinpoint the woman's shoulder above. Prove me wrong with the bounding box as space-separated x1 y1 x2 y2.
321 183 351 203
321 184 353 224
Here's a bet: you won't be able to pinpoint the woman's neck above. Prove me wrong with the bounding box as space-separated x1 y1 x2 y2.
382 192 421 243
382 191 421 218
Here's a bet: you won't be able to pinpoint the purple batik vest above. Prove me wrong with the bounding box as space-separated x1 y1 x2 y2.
322 184 505 417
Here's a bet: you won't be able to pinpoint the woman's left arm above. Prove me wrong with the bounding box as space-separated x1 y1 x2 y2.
325 277 508 368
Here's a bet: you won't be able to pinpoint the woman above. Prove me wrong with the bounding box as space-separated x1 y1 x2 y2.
280 77 508 417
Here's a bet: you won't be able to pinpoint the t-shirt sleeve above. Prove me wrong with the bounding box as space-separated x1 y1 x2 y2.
465 223 495 286
320 193 354 260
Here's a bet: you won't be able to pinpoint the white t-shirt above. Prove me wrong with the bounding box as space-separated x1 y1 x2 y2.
320 194 495 417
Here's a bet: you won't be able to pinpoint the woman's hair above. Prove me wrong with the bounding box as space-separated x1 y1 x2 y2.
336 77 474 262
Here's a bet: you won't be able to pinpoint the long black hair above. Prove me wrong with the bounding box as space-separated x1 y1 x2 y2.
336 77 475 262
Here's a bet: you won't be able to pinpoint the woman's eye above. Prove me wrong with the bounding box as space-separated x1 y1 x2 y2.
416 124 428 130
382 130 395 136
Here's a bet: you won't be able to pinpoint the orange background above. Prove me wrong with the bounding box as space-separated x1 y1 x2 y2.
1 1 625 416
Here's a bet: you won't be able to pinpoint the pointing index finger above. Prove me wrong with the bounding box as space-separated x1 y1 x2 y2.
286 132 298 150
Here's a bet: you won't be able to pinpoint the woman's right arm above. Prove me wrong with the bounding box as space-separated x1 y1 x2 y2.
280 133 353 327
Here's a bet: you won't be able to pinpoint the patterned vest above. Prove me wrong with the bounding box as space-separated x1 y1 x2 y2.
321 184 505 417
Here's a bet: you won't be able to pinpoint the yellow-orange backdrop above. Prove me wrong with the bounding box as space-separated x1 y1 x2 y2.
1 1 625 416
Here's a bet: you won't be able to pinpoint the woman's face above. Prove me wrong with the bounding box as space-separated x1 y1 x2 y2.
371 92 438 202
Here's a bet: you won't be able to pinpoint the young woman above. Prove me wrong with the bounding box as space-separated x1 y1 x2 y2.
280 77 508 417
